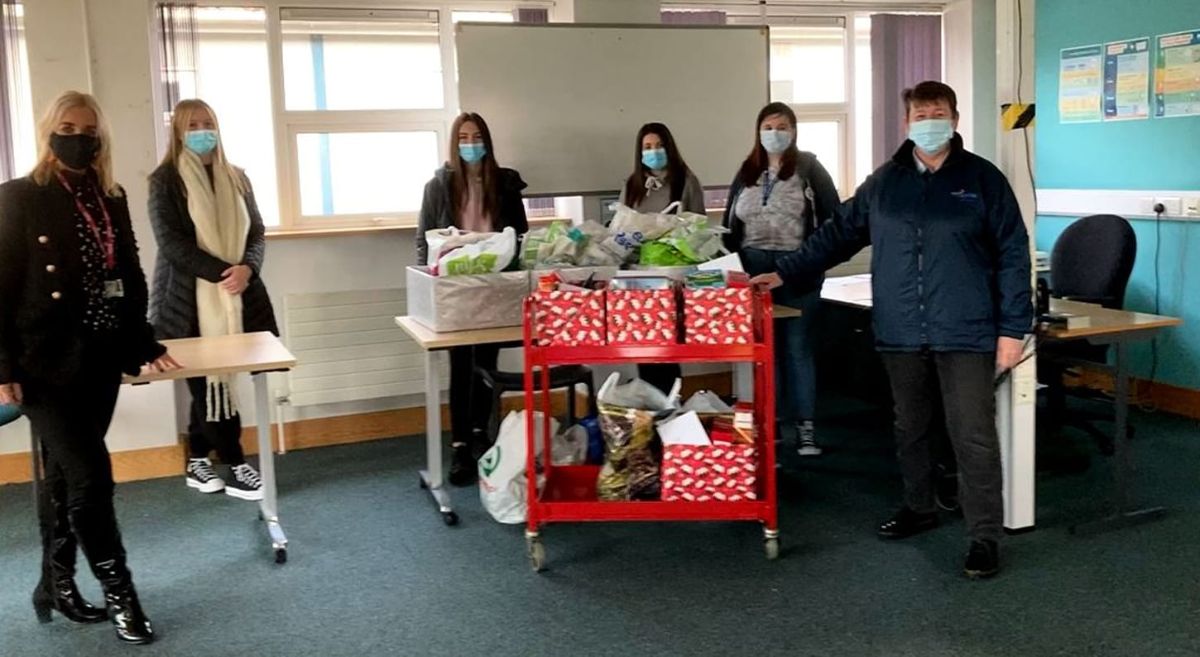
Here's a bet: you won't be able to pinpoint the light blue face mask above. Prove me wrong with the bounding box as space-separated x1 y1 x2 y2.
641 148 668 170
458 142 488 164
184 129 219 156
908 119 954 154
759 129 793 155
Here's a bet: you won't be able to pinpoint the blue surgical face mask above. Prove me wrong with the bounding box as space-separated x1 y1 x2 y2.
759 129 792 155
908 118 954 155
641 148 668 170
458 142 488 164
184 129 219 156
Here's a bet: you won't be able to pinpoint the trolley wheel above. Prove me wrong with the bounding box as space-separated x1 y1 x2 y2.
274 548 288 564
527 537 546 572
441 511 459 526
764 538 780 561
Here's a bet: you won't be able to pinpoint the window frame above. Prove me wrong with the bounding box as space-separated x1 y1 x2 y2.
155 0 557 231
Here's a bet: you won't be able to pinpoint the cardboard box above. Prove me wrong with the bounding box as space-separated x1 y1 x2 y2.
683 287 754 345
532 288 606 347
607 288 677 345
406 266 531 333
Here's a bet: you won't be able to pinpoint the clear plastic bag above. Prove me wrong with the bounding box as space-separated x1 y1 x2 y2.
595 373 681 501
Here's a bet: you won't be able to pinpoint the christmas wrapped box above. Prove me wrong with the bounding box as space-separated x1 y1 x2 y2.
531 288 606 347
683 288 754 345
606 289 677 345
661 444 758 502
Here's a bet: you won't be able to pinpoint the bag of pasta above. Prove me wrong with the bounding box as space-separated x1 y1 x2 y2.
595 373 681 501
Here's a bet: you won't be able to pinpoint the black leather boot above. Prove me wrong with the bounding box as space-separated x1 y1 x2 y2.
70 505 155 644
33 474 106 623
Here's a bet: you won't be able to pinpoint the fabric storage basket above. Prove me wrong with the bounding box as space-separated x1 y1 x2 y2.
683 287 754 345
406 266 531 332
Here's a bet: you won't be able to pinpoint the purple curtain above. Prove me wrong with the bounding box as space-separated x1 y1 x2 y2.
871 14 942 167
661 10 727 25
0 0 19 181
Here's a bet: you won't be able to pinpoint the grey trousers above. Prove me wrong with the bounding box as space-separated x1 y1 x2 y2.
880 350 1003 542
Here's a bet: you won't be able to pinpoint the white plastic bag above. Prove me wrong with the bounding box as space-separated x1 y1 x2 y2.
608 202 686 260
425 227 494 271
681 390 733 414
437 226 517 276
552 424 589 466
478 410 559 524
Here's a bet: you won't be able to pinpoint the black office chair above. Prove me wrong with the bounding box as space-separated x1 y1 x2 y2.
474 364 597 446
1040 214 1137 454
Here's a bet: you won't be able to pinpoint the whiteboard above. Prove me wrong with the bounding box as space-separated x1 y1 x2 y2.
456 23 769 196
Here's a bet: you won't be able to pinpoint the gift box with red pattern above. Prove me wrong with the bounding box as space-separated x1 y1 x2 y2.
683 288 754 345
532 289 606 347
661 444 758 502
606 289 678 345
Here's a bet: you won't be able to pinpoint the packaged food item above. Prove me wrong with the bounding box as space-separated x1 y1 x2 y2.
596 373 679 501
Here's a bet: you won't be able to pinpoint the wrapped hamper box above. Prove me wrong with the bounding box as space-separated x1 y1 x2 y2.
531 287 606 347
607 289 678 345
683 287 754 345
661 444 758 502
407 266 531 332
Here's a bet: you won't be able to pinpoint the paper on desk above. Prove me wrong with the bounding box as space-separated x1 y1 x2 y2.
696 252 744 273
657 411 711 446
823 274 873 301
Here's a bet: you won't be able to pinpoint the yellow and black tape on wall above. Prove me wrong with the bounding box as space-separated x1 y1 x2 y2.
1001 103 1036 130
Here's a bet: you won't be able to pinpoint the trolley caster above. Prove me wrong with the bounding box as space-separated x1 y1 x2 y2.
274 548 288 564
441 511 459 526
764 538 780 560
526 535 546 572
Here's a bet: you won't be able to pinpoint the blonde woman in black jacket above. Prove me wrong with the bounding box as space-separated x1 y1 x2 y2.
147 99 278 501
0 91 178 645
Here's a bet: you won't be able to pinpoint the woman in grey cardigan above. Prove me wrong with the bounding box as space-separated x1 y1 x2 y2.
618 122 705 394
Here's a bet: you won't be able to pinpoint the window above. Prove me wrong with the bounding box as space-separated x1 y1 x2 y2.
150 2 571 230
1 0 35 181
769 22 846 104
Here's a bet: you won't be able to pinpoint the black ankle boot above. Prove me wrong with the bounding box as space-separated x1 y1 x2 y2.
32 578 108 624
448 443 477 487
104 586 155 645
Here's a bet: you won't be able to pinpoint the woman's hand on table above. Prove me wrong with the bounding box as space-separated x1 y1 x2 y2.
146 353 183 374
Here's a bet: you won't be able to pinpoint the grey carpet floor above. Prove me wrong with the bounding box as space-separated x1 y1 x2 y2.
1 402 1199 657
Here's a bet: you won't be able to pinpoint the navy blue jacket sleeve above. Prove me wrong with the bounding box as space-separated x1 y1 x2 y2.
987 174 1033 339
775 175 874 286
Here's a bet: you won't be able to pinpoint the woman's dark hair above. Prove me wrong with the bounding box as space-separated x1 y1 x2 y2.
736 102 799 188
448 112 500 222
623 122 692 208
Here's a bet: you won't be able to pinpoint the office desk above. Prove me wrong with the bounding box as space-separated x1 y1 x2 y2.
30 332 298 563
1040 299 1183 533
396 303 801 525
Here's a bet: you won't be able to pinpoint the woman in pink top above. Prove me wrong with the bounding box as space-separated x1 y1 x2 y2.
416 113 528 486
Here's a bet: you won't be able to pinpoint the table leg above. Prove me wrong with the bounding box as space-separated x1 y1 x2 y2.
420 350 457 526
254 373 288 563
1069 339 1166 535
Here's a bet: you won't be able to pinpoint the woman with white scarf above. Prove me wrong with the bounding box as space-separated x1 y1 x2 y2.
147 99 278 501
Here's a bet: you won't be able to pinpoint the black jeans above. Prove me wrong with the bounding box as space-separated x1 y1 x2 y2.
448 344 500 447
24 345 134 592
880 350 1003 542
186 377 245 465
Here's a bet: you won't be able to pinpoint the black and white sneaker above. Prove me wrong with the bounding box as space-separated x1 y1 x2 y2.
796 421 822 457
186 458 225 494
225 463 264 501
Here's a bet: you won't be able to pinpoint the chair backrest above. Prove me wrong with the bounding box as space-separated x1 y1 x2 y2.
0 404 20 428
1050 214 1137 309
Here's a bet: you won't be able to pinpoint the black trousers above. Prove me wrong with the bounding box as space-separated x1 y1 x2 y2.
186 377 245 465
23 347 134 592
448 344 500 447
880 350 1003 542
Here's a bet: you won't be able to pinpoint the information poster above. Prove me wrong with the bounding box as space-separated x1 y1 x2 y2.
1103 38 1150 120
1155 29 1200 118
1059 45 1104 123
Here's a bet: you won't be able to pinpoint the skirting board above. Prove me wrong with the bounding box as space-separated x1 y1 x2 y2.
1037 189 1200 221
0 389 588 486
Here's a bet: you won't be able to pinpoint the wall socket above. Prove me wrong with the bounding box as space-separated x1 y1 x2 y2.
1157 197 1183 216
1185 197 1200 218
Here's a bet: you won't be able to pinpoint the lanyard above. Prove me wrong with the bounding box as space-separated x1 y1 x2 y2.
761 170 778 206
56 171 116 270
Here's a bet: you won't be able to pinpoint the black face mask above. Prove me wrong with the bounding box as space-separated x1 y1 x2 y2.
49 133 100 170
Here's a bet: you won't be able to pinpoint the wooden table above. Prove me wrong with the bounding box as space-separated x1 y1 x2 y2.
126 332 297 562
1040 299 1183 533
396 302 801 525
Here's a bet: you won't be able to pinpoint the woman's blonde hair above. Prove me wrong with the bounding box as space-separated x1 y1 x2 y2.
31 91 122 197
162 98 245 194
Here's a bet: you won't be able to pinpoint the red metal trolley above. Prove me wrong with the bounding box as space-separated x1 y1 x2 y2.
521 288 779 571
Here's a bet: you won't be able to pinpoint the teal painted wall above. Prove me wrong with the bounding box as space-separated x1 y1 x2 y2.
1035 0 1200 389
